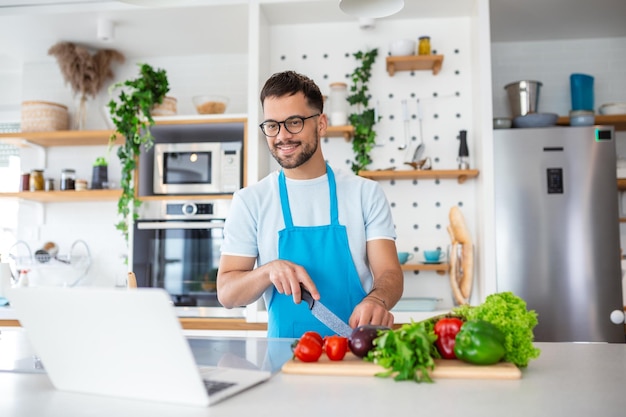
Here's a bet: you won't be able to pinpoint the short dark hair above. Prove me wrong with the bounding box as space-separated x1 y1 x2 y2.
260 70 324 114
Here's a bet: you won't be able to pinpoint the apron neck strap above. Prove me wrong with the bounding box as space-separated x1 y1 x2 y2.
278 163 339 227
278 170 294 228
326 164 339 224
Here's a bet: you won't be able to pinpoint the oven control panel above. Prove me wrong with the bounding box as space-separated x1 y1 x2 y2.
137 199 231 220
167 202 213 216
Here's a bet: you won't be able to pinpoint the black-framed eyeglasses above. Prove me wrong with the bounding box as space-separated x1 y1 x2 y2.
259 114 320 137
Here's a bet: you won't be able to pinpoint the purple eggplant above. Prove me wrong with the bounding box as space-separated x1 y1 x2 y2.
348 325 390 358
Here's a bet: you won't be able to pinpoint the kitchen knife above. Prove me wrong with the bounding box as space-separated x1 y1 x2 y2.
300 286 353 338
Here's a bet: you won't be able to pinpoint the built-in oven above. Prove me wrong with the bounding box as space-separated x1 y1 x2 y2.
132 199 243 317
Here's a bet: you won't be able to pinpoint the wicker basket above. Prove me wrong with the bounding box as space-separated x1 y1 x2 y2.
151 96 177 116
21 101 69 132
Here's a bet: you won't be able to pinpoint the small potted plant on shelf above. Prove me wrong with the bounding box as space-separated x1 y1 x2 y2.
348 48 379 175
107 63 169 242
91 157 108 190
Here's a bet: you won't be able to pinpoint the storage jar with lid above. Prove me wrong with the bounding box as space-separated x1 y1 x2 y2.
29 169 44 191
327 82 349 126
20 173 30 191
418 36 431 55
61 169 76 191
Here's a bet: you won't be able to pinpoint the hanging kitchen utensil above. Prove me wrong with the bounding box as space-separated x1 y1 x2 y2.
405 99 425 169
412 99 425 161
374 100 385 146
398 99 409 150
458 130 469 169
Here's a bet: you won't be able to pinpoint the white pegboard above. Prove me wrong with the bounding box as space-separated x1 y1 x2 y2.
268 17 478 309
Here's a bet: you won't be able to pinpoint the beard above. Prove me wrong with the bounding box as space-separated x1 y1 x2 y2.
270 130 319 169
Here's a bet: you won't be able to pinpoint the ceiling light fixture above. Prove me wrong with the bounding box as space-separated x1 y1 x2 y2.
97 18 115 42
339 0 404 19
116 0 196 6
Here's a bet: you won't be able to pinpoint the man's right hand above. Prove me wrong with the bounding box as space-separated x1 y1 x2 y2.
265 259 320 304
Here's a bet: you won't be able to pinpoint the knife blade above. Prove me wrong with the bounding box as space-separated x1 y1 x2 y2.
300 286 353 338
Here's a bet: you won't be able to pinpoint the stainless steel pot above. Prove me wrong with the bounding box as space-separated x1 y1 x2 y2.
504 80 542 117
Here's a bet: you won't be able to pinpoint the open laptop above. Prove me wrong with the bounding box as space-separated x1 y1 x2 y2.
7 286 271 407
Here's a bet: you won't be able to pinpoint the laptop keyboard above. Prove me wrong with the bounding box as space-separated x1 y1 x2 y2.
203 379 236 396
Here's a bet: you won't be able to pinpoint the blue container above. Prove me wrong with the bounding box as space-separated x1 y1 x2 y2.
570 73 594 111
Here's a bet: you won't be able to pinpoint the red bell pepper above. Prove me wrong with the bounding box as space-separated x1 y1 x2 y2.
433 317 464 359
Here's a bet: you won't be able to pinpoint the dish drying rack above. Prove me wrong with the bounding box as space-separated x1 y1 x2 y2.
8 240 91 287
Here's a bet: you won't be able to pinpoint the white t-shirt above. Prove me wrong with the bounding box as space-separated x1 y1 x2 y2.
221 167 397 303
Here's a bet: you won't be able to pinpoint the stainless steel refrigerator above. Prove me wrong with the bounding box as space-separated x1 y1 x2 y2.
493 125 625 343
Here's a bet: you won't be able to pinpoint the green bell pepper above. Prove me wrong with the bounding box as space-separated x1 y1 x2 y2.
453 320 506 365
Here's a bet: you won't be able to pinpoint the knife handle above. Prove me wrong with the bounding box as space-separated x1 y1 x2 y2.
300 285 315 309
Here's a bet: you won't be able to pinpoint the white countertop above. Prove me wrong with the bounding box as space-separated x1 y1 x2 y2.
0 328 625 417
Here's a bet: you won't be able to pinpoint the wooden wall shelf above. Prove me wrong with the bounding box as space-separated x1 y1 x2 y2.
556 114 626 131
386 55 444 76
401 263 448 275
0 115 250 148
0 189 122 202
0 129 116 147
325 125 354 141
359 169 479 184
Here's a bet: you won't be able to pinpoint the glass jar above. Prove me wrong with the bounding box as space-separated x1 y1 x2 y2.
418 36 431 55
29 169 44 191
20 172 30 192
75 179 88 191
327 82 349 126
60 169 76 191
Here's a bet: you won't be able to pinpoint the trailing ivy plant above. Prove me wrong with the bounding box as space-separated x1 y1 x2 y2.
347 48 379 175
107 63 169 242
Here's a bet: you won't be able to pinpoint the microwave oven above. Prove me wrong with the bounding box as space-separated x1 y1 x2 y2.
153 142 242 195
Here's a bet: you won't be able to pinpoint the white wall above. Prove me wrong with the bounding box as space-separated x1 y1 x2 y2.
491 37 626 118
267 16 479 309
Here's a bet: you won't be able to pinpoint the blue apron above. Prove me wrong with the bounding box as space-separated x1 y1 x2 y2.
267 164 366 338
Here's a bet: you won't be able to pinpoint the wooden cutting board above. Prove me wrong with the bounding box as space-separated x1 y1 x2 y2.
282 352 521 380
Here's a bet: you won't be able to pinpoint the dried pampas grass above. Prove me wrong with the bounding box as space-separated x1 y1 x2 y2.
48 41 125 99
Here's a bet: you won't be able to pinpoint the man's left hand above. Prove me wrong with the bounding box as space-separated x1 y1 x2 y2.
349 297 394 329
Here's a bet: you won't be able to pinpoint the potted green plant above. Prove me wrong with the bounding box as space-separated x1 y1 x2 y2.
107 63 170 241
91 156 108 189
347 48 379 175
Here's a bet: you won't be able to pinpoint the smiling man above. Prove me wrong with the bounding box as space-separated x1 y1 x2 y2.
216 70 403 338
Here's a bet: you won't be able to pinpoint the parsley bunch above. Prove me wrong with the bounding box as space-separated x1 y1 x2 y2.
365 322 437 383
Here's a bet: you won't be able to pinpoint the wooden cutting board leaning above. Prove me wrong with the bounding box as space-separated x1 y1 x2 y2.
281 352 521 380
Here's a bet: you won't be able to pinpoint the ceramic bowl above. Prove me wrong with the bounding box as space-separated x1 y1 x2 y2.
513 112 558 128
493 117 512 129
192 95 229 114
569 110 595 126
389 39 416 56
598 103 626 115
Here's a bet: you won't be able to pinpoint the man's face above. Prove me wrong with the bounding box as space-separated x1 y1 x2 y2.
262 93 322 169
